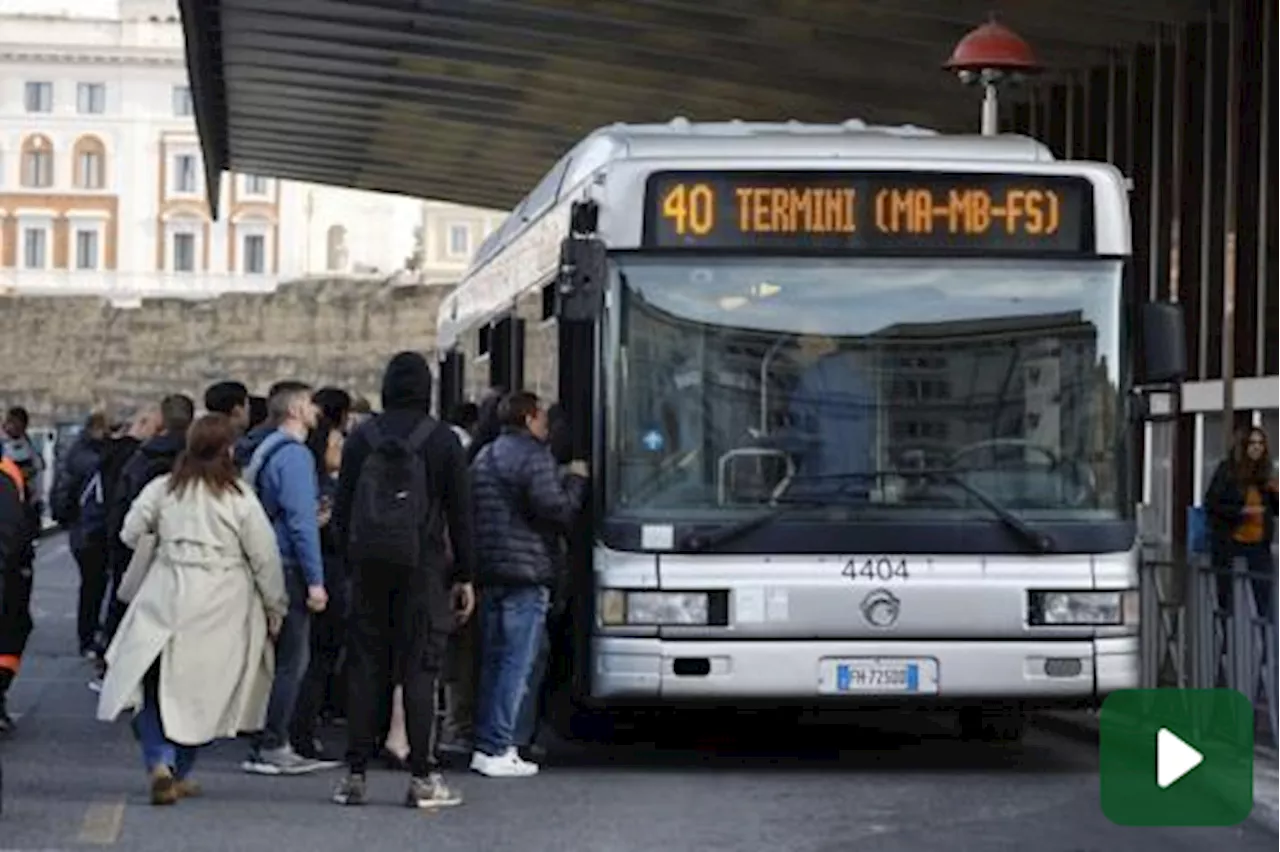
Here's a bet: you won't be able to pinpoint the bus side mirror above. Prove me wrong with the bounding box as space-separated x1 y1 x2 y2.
1139 301 1187 386
556 236 607 322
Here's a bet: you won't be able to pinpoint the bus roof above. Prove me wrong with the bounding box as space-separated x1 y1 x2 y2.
467 118 1057 274
437 119 1124 352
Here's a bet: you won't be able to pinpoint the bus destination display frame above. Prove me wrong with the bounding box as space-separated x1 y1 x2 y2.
642 171 1097 255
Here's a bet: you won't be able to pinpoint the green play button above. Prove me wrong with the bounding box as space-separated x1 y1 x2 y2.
1099 689 1254 826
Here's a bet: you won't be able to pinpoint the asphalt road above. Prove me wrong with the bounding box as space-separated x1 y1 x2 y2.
0 534 1273 852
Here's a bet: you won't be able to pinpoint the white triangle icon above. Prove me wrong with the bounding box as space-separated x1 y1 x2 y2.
1156 727 1204 789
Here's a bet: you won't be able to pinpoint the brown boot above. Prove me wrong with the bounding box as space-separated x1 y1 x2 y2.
173 778 202 799
150 765 178 806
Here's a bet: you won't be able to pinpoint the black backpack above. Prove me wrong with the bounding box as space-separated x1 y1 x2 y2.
347 417 441 569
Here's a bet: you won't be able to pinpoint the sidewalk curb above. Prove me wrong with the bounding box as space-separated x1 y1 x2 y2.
1035 710 1279 833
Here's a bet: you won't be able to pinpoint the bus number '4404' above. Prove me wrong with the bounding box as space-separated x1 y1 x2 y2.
842 558 909 582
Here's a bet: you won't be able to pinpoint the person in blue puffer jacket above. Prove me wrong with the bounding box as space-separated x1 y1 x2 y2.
469 390 587 778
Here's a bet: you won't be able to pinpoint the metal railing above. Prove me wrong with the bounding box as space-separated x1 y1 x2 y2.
1140 545 1278 748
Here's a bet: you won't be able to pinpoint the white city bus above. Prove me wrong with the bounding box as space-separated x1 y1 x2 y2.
435 119 1185 740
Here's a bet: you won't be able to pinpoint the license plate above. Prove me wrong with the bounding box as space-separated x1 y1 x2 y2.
818 658 938 694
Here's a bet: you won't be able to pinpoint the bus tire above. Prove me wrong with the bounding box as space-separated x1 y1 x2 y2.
567 708 617 743
545 683 616 744
958 708 1027 742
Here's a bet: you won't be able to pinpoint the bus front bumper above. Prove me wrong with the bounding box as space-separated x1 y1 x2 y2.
590 636 1138 703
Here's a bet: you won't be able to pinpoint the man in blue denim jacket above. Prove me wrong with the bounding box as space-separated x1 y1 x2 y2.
241 381 337 776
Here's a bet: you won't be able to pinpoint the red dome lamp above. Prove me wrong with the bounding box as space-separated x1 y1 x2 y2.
944 18 1043 135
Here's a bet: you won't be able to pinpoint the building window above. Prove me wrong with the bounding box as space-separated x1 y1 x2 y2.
244 175 269 196
77 150 105 190
77 82 106 114
326 224 348 271
24 82 52 113
75 230 99 270
173 155 197 193
22 228 47 269
21 149 53 188
448 224 470 257
541 282 556 321
243 234 266 274
172 233 196 272
172 85 193 117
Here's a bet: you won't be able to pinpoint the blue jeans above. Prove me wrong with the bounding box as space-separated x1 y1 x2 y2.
475 586 550 757
514 623 549 747
255 567 311 752
133 665 199 779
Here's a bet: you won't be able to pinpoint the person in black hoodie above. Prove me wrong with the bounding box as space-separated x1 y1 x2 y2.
331 352 476 809
93 394 193 689
48 412 111 658
85 406 162 665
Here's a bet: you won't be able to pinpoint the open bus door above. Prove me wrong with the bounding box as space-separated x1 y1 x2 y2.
550 201 616 740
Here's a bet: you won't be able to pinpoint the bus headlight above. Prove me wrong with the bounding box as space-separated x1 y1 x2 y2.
1028 590 1138 626
597 590 710 626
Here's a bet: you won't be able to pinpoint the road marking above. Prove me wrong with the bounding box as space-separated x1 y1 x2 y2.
76 798 126 845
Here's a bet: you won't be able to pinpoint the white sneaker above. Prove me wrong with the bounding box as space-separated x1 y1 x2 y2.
469 747 538 778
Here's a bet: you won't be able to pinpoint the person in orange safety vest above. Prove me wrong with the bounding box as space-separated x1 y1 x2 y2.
0 453 34 735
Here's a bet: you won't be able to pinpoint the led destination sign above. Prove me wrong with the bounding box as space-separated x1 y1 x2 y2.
643 171 1095 254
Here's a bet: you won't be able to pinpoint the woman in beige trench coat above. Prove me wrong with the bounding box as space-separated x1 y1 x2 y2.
96 414 288 805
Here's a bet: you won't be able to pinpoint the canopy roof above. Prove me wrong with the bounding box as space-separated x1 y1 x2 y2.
180 0 1210 215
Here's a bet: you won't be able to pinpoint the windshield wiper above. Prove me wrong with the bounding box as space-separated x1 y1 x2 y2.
684 502 816 553
685 471 1055 554
926 469 1056 553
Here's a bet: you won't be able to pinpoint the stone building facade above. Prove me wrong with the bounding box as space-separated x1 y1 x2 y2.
0 277 452 424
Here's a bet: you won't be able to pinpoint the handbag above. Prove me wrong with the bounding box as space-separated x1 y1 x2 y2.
116 533 158 603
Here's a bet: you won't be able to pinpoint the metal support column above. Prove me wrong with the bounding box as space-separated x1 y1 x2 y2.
1063 75 1076 158
1221 0 1240 442
1254 0 1274 752
1189 6 1220 694
1196 15 1216 386
1141 29 1187 688
1105 54 1117 163
1256 0 1274 378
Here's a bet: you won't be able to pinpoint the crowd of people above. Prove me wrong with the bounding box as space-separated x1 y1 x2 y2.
0 351 588 810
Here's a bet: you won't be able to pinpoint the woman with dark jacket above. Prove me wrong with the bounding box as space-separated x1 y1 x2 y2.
291 411 350 759
440 385 507 756
466 387 507 464
1205 426 1279 620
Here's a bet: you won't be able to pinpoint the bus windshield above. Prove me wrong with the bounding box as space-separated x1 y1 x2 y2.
607 256 1127 524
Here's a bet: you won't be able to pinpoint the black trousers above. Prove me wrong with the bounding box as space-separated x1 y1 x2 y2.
0 507 36 687
0 561 33 687
1214 541 1276 621
100 543 132 647
291 577 349 748
344 565 449 778
72 538 109 653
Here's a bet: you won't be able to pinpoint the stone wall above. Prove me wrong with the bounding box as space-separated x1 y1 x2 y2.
0 277 453 425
